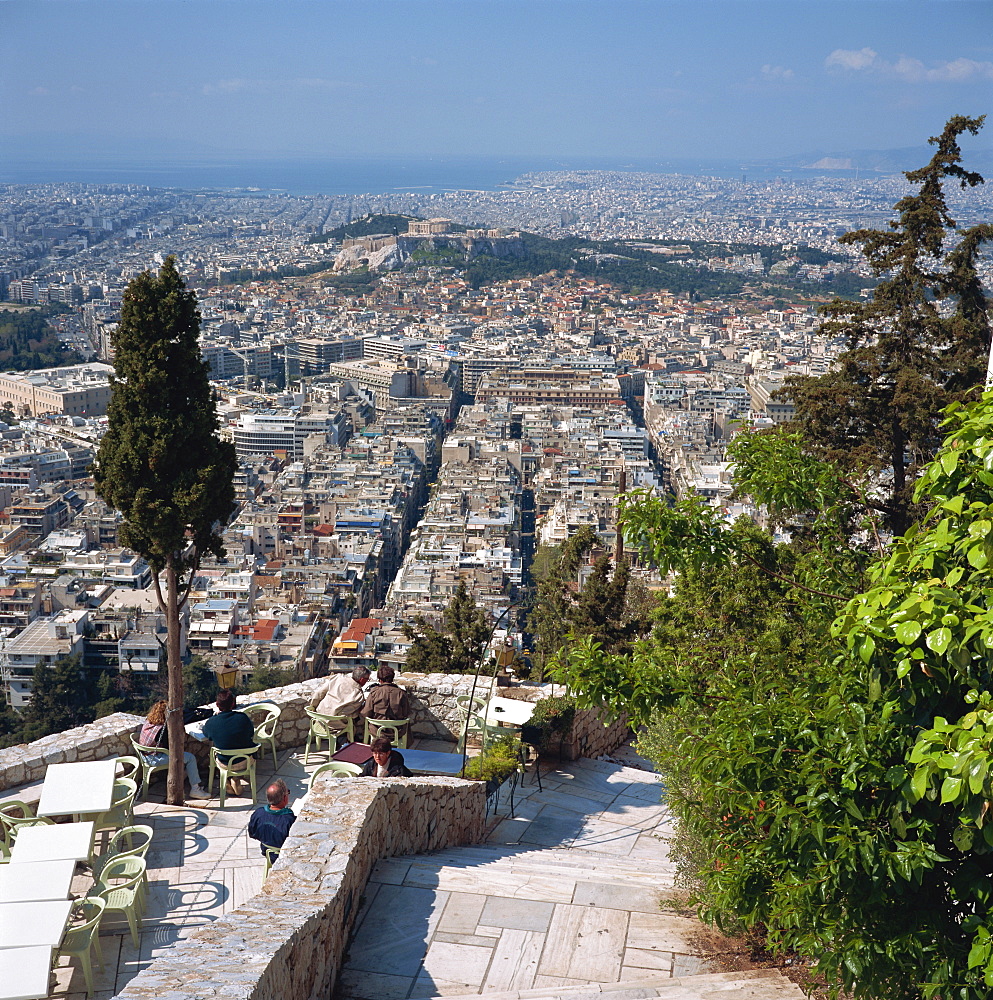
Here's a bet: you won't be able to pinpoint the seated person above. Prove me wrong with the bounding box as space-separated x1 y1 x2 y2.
361 665 410 740
202 689 257 760
309 666 370 747
247 779 296 863
361 736 413 778
137 700 209 800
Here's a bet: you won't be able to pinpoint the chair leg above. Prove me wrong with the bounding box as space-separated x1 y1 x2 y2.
207 760 216 797
218 769 227 809
269 740 277 768
80 948 94 999
126 905 140 948
92 931 104 971
304 733 312 764
249 766 257 804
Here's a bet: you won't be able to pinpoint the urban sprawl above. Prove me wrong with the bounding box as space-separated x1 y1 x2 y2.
1 171 990 708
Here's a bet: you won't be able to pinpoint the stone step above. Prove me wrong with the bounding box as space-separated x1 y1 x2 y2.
406 969 805 1000
396 843 677 886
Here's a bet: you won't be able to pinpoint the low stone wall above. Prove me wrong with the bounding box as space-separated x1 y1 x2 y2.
0 673 631 792
0 712 144 792
113 775 486 1000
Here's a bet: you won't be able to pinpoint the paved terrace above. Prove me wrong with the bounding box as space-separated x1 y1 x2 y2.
47 739 802 1000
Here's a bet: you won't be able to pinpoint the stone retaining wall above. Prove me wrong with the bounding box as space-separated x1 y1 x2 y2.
112 775 486 1000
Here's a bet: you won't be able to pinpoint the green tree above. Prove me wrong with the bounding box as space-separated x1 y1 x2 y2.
785 115 992 534
20 654 93 742
93 257 237 804
553 404 993 998
443 580 489 674
402 580 490 674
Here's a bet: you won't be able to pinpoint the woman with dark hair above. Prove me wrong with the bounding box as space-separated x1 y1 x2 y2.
360 737 412 778
138 700 210 799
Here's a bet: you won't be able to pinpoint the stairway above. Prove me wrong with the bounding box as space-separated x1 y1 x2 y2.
336 758 806 1000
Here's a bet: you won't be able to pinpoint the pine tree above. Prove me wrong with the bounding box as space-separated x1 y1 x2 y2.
93 257 236 804
21 654 92 741
442 580 489 673
785 115 992 534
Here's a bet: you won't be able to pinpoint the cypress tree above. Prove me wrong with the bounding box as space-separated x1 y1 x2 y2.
785 115 992 535
94 257 236 804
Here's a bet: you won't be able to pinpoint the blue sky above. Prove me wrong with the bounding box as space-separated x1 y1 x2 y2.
3 0 991 165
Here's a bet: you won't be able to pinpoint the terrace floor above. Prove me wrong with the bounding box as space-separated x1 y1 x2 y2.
45 739 799 1000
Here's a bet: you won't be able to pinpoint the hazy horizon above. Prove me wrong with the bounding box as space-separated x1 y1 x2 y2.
4 0 991 180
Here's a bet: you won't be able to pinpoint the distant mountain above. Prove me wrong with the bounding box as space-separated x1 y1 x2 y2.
776 144 993 175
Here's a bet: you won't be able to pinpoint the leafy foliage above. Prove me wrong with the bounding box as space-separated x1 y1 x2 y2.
462 732 522 784
557 393 993 998
785 115 992 534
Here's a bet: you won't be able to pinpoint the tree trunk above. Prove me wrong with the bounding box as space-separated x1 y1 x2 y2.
164 556 186 805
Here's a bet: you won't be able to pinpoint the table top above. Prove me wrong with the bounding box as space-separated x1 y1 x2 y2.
331 743 468 776
0 945 54 1000
401 748 469 776
0 860 75 903
332 742 373 765
8 821 95 864
483 697 536 728
37 759 117 818
0 899 72 949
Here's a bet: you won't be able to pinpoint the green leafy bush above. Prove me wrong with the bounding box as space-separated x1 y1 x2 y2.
530 695 576 734
462 733 521 784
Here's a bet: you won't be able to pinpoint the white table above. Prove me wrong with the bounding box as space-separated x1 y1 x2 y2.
8 822 95 865
0 945 54 1000
400 749 469 776
483 697 536 728
0 860 75 903
37 760 116 819
0 899 72 949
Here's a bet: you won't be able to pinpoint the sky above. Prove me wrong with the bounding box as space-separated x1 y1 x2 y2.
3 0 991 170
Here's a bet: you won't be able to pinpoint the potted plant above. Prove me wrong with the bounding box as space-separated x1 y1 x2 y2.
462 733 522 797
525 694 577 758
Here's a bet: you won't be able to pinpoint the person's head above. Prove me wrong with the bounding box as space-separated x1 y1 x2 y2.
266 779 289 809
146 700 167 726
370 737 393 766
352 666 371 686
216 689 236 712
377 665 395 685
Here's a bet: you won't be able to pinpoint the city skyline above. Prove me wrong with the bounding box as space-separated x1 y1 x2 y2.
3 0 991 184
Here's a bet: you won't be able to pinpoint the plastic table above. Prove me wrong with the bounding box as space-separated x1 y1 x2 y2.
8 822 95 865
0 859 75 903
37 760 116 819
482 697 536 728
0 945 54 999
0 899 72 949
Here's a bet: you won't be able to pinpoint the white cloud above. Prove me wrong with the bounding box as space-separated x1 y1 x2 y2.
826 48 993 82
760 64 794 82
28 86 50 96
826 47 878 71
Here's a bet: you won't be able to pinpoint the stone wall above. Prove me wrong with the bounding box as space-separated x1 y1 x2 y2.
112 775 486 1000
0 674 631 794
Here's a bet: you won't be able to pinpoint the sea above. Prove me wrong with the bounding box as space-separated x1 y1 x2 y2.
0 154 855 195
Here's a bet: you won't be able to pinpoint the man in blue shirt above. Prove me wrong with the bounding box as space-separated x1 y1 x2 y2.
247 779 295 864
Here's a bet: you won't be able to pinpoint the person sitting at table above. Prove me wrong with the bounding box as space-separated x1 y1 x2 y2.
309 665 370 749
247 778 296 863
361 665 410 740
202 689 257 792
138 700 210 799
360 737 412 778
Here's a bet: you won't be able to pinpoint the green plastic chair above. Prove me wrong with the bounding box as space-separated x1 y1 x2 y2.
363 716 410 748
92 823 154 901
131 734 170 800
114 754 141 782
245 703 282 768
455 694 486 717
0 800 54 849
262 843 281 880
308 760 363 791
94 776 138 840
304 707 353 763
207 745 260 808
0 840 9 863
457 712 495 753
88 855 146 948
57 896 106 999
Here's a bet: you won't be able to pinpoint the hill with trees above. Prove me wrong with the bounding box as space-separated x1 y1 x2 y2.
0 305 83 369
